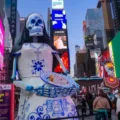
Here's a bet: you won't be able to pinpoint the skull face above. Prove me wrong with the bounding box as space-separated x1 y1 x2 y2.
26 13 44 36
105 62 114 77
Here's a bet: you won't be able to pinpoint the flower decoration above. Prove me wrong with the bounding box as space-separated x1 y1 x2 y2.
31 59 45 74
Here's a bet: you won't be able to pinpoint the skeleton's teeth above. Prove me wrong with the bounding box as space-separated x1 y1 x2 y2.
30 28 42 34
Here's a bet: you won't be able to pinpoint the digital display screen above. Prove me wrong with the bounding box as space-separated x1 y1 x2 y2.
0 18 4 70
52 9 66 30
53 50 70 73
52 10 66 21
52 0 64 9
53 35 67 49
52 19 67 30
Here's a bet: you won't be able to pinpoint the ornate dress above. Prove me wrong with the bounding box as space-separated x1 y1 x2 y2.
14 43 78 120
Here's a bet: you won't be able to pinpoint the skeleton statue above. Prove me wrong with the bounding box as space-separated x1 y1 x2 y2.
11 13 79 120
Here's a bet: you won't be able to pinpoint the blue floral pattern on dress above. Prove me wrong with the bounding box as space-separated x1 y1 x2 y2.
27 99 78 120
27 106 50 120
31 59 45 74
19 98 30 120
43 99 69 118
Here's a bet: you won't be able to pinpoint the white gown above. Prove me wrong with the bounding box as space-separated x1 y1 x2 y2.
16 43 78 120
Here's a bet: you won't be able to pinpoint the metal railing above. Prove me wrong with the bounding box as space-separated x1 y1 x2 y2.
42 112 106 120
15 106 106 120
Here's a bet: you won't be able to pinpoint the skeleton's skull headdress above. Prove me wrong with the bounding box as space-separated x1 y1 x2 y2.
26 13 44 36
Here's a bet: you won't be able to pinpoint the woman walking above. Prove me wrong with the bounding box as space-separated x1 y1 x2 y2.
93 89 110 120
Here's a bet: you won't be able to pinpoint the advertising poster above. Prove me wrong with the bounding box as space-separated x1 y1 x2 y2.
52 9 66 20
0 17 4 70
53 35 67 49
52 19 67 30
52 0 64 9
53 50 70 73
52 9 67 30
0 84 14 120
98 50 119 88
85 35 94 48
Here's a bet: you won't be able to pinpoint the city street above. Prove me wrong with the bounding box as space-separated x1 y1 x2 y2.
0 0 120 120
76 110 117 120
83 111 117 120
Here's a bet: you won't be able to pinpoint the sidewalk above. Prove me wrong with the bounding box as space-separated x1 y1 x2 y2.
85 110 117 120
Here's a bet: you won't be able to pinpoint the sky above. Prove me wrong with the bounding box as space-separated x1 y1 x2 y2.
18 0 98 75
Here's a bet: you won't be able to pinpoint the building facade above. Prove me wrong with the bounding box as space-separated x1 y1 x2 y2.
74 49 86 78
85 8 105 49
110 0 120 33
47 0 71 73
97 0 114 45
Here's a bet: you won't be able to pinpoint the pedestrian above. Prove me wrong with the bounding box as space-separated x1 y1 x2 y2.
115 89 120 120
86 91 93 115
81 94 87 115
93 89 110 120
104 93 112 120
71 94 80 117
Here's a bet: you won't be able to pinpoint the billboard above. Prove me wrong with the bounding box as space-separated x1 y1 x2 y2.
85 35 94 48
53 35 67 49
53 50 70 73
52 19 66 30
0 84 15 120
52 10 66 30
52 0 64 9
52 10 66 20
98 50 119 88
0 18 4 70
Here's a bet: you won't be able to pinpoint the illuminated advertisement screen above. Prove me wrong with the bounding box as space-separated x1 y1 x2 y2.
52 10 66 20
52 0 64 9
52 10 66 30
53 35 67 49
53 50 70 73
52 19 66 30
0 18 4 70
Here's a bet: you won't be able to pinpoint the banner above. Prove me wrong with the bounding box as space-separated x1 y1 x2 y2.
0 84 14 120
98 50 119 88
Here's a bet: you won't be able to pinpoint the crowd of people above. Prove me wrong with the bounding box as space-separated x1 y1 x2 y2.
72 88 120 120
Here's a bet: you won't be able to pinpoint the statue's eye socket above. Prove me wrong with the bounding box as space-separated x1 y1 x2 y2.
37 19 42 24
31 19 35 24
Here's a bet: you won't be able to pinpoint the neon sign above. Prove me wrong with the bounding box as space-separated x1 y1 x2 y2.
0 18 4 70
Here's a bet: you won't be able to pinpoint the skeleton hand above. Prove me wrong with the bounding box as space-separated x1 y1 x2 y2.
13 81 34 92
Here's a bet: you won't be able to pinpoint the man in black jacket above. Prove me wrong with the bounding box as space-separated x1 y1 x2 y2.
85 91 93 115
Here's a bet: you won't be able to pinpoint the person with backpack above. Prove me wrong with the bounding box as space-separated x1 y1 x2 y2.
93 89 110 120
